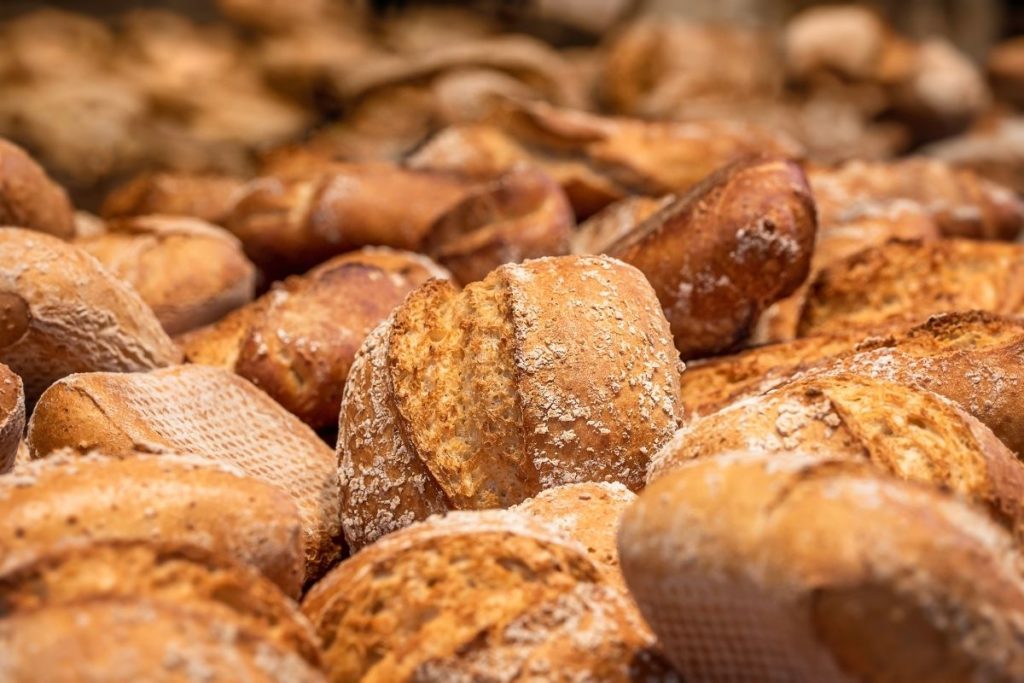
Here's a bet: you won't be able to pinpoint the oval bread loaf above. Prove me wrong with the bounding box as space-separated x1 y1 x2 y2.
26 365 341 579
101 171 246 225
0 362 23 473
338 254 682 549
0 452 305 596
621 452 1024 682
0 228 181 403
0 137 75 238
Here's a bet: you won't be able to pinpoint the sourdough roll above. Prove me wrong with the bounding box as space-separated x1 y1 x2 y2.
338 254 682 548
26 365 341 578
101 171 246 225
652 373 1024 540
0 138 75 238
75 215 257 335
181 247 449 428
621 452 1024 682
0 452 305 596
0 229 181 403
605 157 817 358
0 363 23 473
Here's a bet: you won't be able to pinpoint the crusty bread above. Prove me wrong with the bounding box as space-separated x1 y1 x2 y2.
180 247 449 428
621 452 1024 682
422 167 573 284
0 138 75 238
26 365 341 578
0 228 181 403
101 171 246 225
0 539 319 665
0 362 23 473
571 195 673 255
0 452 304 595
302 510 603 683
798 239 1024 337
605 157 816 358
338 255 681 549
0 599 327 683
75 215 257 335
653 372 1024 540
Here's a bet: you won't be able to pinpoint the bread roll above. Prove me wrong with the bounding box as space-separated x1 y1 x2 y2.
0 539 319 665
605 157 816 358
181 247 449 428
101 171 246 226
571 195 672 255
0 138 75 238
338 255 681 548
422 167 573 284
621 452 1024 682
0 229 181 403
0 600 327 683
26 365 341 578
0 363 23 473
75 215 256 335
652 372 1024 539
302 510 603 682
0 452 304 595
798 239 1024 337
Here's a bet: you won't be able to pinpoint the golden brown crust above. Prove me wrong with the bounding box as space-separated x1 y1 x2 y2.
0 138 74 238
0 452 304 596
607 157 816 358
423 167 573 284
26 365 341 579
0 229 181 404
100 172 246 225
0 362 23 473
622 452 1024 682
571 195 673 255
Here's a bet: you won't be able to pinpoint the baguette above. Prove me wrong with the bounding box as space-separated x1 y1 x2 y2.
0 363 23 473
75 215 257 335
621 452 1024 682
26 365 341 578
180 247 449 428
0 229 181 403
0 138 75 238
422 167 573 284
605 157 816 358
338 255 681 548
101 171 246 226
0 452 304 596
571 195 673 255
798 238 1024 337
652 372 1024 540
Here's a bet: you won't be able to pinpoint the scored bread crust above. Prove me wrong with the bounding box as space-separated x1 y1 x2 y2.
0 362 24 473
621 452 1024 682
76 215 257 335
339 255 681 549
652 372 1024 540
0 452 305 596
26 365 341 579
0 138 75 238
100 171 246 225
0 539 320 665
0 229 181 403
302 510 602 683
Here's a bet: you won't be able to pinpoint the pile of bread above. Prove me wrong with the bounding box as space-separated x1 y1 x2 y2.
6 2 1024 682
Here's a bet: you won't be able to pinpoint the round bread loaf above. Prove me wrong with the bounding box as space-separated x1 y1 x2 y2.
0 452 304 596
621 452 1024 682
338 254 682 549
101 171 246 225
0 138 75 238
302 510 603 682
26 364 341 578
76 215 257 335
0 229 181 403
0 362 24 473
652 372 1024 540
181 247 449 428
0 599 327 683
0 539 319 665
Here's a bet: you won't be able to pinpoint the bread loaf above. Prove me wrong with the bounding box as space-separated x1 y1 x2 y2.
101 171 246 225
338 255 681 549
302 510 604 682
75 215 256 335
0 138 74 238
0 539 319 665
0 362 23 473
605 157 817 358
798 239 1024 337
422 167 573 284
0 452 304 595
621 452 1024 682
0 228 181 403
652 372 1024 539
181 247 449 428
571 195 672 255
26 365 341 577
